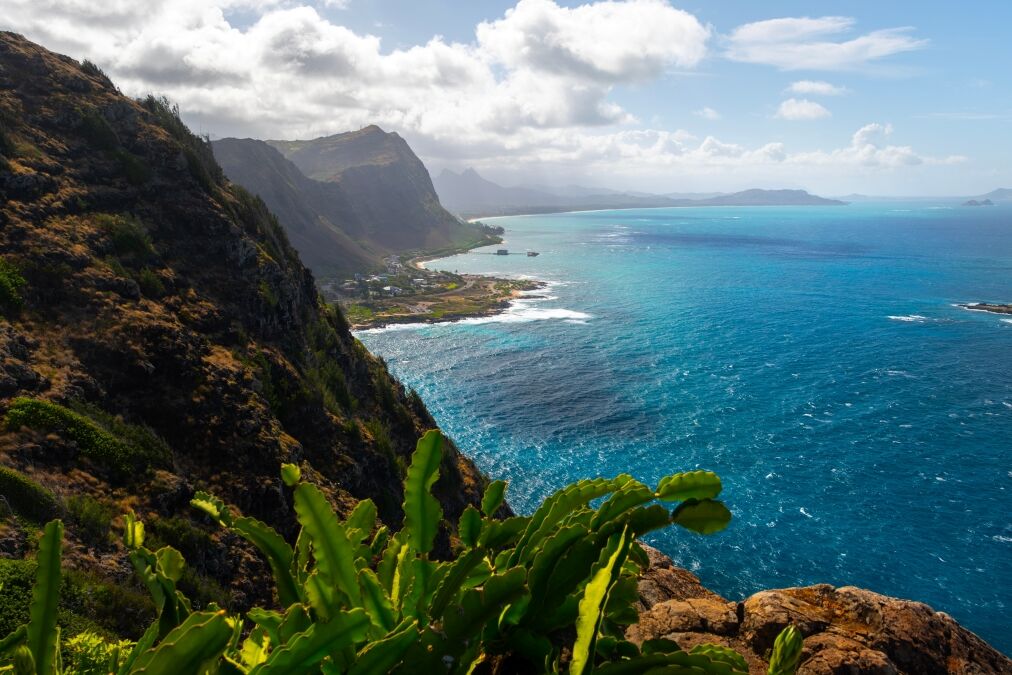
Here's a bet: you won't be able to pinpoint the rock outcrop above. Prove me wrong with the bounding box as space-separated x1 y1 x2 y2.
633 547 1011 674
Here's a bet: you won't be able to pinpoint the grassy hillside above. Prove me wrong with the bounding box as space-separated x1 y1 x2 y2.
0 31 487 634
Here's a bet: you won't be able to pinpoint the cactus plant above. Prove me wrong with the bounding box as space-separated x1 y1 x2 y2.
768 624 803 675
0 428 804 674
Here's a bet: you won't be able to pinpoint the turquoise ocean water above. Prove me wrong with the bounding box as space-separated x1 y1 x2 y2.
358 203 1012 652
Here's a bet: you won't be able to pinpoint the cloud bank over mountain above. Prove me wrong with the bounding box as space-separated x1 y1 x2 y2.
3 0 965 191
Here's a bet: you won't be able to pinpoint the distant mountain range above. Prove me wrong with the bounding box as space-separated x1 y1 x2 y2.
433 168 846 217
213 127 498 277
973 188 1012 202
835 188 1012 203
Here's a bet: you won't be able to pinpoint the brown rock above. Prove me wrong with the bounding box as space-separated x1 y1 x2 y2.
636 544 725 609
634 549 1011 675
798 633 896 675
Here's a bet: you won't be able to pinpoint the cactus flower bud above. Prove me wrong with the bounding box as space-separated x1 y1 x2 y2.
768 624 804 675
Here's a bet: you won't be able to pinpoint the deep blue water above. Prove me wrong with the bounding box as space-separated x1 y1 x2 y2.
358 203 1012 653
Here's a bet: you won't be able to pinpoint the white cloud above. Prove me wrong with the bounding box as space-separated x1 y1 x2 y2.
3 0 710 139
0 0 960 190
787 80 847 96
476 0 709 83
694 107 721 120
775 98 831 120
725 16 927 70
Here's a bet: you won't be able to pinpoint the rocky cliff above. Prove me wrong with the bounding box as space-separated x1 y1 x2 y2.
635 547 1011 674
0 31 486 629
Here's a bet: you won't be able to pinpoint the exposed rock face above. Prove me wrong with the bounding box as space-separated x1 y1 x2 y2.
0 31 487 619
266 127 490 253
634 547 1011 674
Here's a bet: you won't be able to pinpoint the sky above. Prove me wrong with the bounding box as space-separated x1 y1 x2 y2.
4 0 1011 195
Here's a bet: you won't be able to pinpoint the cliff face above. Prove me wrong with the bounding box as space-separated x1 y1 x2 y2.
211 138 378 277
0 31 485 618
635 547 1011 674
268 127 484 252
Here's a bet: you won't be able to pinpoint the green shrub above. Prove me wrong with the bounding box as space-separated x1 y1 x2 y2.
79 60 108 81
66 495 114 547
62 631 132 675
92 213 153 258
136 267 165 298
4 398 167 478
139 95 222 194
0 466 58 522
114 148 151 185
77 106 119 151
62 568 155 641
177 567 230 611
146 516 213 567
68 401 171 468
258 279 279 309
0 258 26 314
0 558 115 642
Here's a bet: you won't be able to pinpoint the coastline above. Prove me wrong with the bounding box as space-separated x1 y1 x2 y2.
339 232 548 330
464 201 852 222
347 277 547 330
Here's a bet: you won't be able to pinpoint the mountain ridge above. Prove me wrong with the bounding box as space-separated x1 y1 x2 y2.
0 31 486 628
213 131 500 279
268 128 491 253
433 167 845 217
212 137 377 277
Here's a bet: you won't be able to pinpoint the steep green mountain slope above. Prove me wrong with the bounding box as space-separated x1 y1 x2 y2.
268 127 491 253
212 138 378 277
0 31 487 632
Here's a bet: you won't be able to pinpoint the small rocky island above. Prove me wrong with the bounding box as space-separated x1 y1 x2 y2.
959 302 1012 315
962 199 995 206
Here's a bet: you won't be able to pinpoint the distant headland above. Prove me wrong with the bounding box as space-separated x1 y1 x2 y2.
433 168 846 219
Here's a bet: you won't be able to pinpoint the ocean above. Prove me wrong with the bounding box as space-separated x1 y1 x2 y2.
357 202 1012 653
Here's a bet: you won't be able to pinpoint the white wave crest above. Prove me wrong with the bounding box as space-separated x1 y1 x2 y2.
460 306 592 325
887 314 928 322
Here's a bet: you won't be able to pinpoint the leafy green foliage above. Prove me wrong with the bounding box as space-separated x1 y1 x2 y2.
79 60 110 82
66 495 114 548
0 559 152 644
768 624 803 675
0 466 58 522
0 257 26 315
139 96 222 195
136 268 165 298
481 480 507 517
402 429 443 554
4 398 169 479
77 106 119 151
27 520 63 674
1 429 802 674
92 213 154 259
63 632 132 675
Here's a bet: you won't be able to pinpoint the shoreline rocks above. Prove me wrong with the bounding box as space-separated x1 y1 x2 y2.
634 546 1011 674
958 302 1012 315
